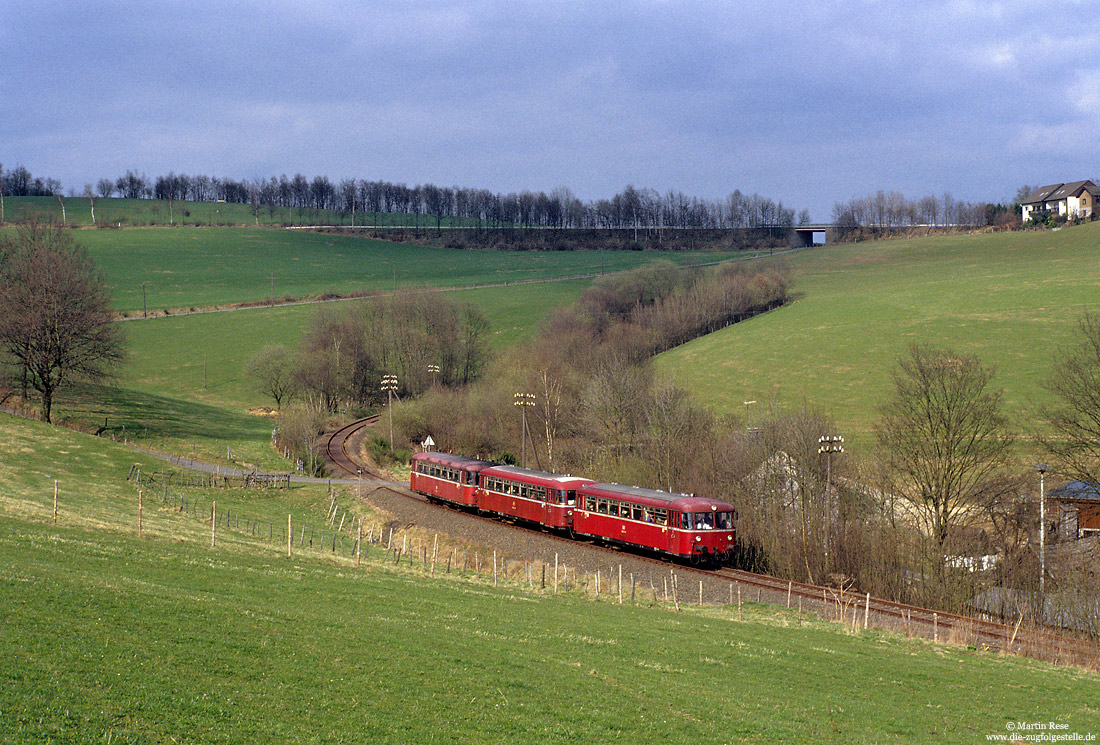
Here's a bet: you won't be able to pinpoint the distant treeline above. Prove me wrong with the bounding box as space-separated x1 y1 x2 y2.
832 190 1008 233
1 163 800 236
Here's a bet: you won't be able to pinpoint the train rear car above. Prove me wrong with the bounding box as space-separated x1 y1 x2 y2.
410 452 496 507
476 465 594 529
574 483 736 563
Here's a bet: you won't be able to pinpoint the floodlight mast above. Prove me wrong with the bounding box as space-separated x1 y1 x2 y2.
381 374 399 455
514 392 535 468
1034 463 1049 595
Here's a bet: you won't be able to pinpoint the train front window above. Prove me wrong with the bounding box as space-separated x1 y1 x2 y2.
694 512 715 530
716 511 733 529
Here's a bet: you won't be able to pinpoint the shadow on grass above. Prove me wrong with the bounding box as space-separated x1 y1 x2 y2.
58 382 271 447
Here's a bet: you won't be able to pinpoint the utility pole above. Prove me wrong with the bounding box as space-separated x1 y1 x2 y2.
382 374 399 454
818 435 844 558
1035 463 1049 596
142 282 147 319
514 392 535 468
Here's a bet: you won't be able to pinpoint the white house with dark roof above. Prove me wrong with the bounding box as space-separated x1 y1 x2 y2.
1020 181 1100 222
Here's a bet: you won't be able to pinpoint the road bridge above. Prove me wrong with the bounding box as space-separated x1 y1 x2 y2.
792 224 835 246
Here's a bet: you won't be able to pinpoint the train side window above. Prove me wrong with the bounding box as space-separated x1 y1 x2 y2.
597 499 608 514
655 509 667 525
631 506 643 521
586 496 596 511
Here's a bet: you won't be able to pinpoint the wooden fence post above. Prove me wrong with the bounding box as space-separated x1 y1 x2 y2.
212 501 217 548
138 489 143 538
357 519 362 567
53 480 58 524
287 514 292 558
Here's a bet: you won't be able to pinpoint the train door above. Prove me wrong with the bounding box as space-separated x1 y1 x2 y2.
667 511 679 555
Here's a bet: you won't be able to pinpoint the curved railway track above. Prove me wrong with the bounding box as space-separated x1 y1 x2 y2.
323 415 384 480
322 418 1099 667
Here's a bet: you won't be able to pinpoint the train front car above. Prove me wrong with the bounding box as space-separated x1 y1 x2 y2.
575 483 736 564
476 465 594 529
410 452 496 507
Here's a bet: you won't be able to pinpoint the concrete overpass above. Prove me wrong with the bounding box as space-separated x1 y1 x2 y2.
792 224 835 246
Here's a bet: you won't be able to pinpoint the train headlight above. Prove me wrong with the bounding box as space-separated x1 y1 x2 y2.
727 535 733 541
694 535 701 542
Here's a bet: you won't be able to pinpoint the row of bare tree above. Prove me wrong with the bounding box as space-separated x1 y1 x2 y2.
832 190 993 231
73 168 803 233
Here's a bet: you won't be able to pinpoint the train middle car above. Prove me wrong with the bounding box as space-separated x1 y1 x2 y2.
573 482 736 563
476 465 594 529
410 451 496 507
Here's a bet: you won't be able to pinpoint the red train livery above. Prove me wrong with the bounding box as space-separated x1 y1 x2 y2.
410 451 495 507
475 465 594 529
409 451 737 565
573 482 735 563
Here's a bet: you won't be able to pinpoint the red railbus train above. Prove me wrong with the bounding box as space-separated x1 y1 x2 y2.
475 465 594 529
409 451 736 565
410 451 496 507
573 482 736 563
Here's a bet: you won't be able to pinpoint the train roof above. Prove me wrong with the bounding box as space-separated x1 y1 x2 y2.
414 451 497 471
481 464 593 486
582 482 733 511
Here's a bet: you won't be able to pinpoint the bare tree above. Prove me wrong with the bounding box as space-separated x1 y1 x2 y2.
1041 313 1100 487
83 184 98 225
876 344 1014 599
0 221 125 422
244 344 299 410
276 403 327 475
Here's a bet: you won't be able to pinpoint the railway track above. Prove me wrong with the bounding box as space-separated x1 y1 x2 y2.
321 420 1099 667
323 415 384 480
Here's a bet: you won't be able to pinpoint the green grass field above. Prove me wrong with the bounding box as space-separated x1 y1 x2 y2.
656 222 1100 444
68 227 748 313
51 280 591 469
3 411 1098 744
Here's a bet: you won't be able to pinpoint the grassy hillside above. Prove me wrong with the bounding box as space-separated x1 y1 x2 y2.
62 226 749 312
53 280 591 468
2 411 1097 744
656 222 1100 443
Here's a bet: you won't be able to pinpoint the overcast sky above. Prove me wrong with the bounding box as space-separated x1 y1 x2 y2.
2 0 1098 219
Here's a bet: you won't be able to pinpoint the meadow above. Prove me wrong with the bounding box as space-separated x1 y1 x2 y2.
80 227 748 313
2 411 1098 744
657 222 1100 443
54 279 592 469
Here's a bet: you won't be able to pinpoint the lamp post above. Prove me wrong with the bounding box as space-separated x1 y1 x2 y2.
818 435 844 555
1035 462 1049 595
514 392 535 468
381 374 398 455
